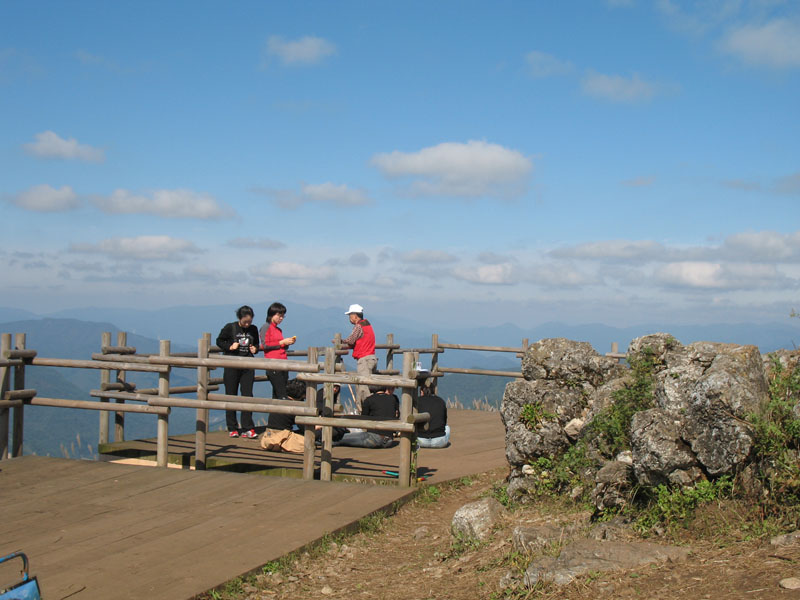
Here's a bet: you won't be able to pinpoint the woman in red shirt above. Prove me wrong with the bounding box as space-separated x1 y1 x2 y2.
260 302 296 399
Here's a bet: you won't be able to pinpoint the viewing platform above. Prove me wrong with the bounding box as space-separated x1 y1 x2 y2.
98 408 505 483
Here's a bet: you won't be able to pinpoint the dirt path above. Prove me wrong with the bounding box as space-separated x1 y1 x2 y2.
205 469 800 600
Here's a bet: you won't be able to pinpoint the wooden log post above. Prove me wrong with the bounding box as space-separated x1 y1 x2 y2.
11 333 26 458
98 331 112 445
0 333 10 460
114 331 127 442
386 333 394 373
430 333 440 395
303 347 318 480
611 342 619 354
320 346 335 481
156 340 171 467
398 352 415 487
195 333 210 470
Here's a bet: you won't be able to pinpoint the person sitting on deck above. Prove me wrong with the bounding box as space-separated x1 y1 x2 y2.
415 380 450 448
315 383 346 443
334 385 399 448
265 378 306 432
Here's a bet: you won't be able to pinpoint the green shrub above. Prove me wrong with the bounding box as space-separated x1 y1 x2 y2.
520 401 556 429
634 477 733 533
586 351 656 458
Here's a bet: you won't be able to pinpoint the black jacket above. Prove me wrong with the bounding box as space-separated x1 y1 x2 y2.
216 322 260 357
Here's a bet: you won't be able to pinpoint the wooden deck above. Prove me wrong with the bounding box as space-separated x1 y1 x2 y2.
99 408 506 484
1 409 507 599
0 456 412 600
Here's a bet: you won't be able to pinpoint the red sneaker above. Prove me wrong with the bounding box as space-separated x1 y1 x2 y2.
229 430 240 438
241 429 258 439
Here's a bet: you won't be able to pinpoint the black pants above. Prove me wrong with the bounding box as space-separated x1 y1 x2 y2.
266 369 288 400
223 367 255 431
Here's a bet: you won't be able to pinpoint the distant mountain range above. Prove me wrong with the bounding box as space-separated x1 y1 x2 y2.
2 306 798 459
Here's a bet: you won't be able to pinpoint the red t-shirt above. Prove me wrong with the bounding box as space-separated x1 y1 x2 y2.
262 322 287 360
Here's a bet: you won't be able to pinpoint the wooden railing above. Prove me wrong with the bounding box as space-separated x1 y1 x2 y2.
0 329 624 486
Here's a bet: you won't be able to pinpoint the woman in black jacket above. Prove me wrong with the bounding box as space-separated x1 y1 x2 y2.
216 305 260 438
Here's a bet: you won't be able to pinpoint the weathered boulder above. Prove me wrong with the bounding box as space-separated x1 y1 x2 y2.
512 524 569 554
631 409 703 486
524 539 690 587
591 461 634 512
451 497 504 541
522 338 622 387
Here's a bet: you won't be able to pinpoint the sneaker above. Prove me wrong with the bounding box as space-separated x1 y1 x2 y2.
241 429 258 439
229 430 240 438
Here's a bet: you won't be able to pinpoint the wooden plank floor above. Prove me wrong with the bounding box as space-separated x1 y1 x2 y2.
100 408 507 484
0 456 415 600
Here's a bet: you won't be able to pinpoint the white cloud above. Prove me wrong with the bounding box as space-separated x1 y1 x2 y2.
655 260 792 290
581 71 665 103
10 184 80 212
399 250 458 264
251 261 336 281
722 231 800 262
550 240 668 262
722 178 761 191
256 182 371 209
69 235 202 261
525 51 573 78
370 140 533 198
91 189 231 219
453 263 516 285
621 175 656 187
227 237 286 250
23 131 105 162
720 18 800 68
264 35 337 66
326 252 371 267
775 172 800 195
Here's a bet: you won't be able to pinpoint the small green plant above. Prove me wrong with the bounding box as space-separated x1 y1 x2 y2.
520 401 557 429
415 484 442 504
447 531 484 558
635 477 733 534
586 350 656 458
489 482 514 508
357 511 386 536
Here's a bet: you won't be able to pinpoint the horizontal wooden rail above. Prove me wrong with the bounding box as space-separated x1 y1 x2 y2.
296 372 417 389
101 345 136 355
394 347 440 355
437 342 522 353
207 392 308 408
92 353 153 364
137 384 219 395
4 349 37 360
31 357 169 373
91 390 157 402
433 367 523 378
147 397 318 415
295 415 416 433
30 397 170 415
374 343 401 350
605 352 627 359
4 389 36 400
0 358 23 367
147 355 320 373
0 399 23 409
101 382 137 392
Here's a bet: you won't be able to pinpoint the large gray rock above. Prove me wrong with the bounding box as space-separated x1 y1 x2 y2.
631 409 703 486
591 461 633 512
522 338 622 387
524 539 690 587
451 497 504 541
512 524 569 554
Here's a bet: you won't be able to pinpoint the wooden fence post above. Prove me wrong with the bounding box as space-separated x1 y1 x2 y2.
398 352 415 487
195 333 210 470
611 342 619 354
98 331 111 445
303 346 318 480
430 333 440 394
0 333 10 460
156 340 170 467
386 333 394 372
320 346 335 481
114 331 127 442
11 333 26 458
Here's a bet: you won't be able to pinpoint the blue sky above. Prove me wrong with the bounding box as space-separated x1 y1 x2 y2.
1 0 798 327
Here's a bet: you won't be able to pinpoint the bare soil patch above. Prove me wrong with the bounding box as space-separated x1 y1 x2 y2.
199 469 800 600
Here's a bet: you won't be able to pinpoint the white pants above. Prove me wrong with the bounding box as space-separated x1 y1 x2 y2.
355 354 378 411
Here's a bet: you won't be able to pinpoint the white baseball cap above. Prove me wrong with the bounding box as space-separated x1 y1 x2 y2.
345 303 364 314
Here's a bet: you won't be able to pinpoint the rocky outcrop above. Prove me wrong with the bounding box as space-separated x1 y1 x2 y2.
503 333 773 509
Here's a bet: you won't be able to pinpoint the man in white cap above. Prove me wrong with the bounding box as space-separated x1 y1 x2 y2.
339 303 377 410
